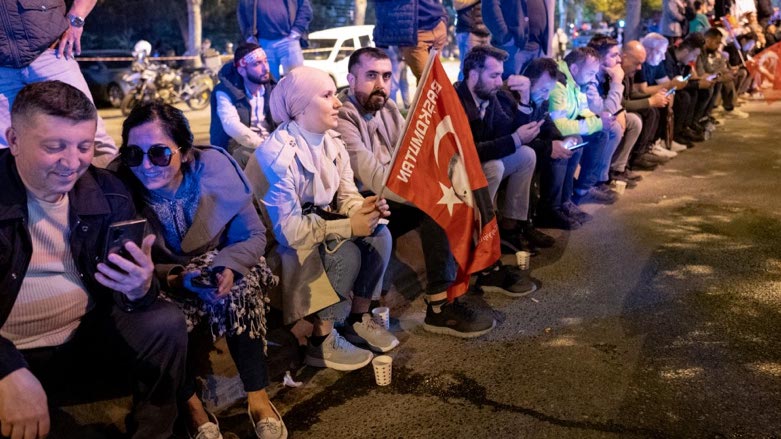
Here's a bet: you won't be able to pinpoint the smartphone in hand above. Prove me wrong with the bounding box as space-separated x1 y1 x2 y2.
103 219 147 272
567 141 588 151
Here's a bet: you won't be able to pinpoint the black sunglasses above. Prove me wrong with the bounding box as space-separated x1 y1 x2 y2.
120 144 180 167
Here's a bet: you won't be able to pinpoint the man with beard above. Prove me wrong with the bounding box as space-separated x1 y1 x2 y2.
210 43 277 168
455 45 556 255
336 47 501 338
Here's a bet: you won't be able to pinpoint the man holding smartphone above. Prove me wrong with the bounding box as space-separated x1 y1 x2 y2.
0 81 187 439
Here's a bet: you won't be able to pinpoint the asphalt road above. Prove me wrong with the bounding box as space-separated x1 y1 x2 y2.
97 99 781 439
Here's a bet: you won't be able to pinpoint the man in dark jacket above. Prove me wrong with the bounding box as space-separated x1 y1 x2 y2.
455 0 491 80
372 0 448 81
0 0 117 167
210 43 277 168
483 0 550 78
0 81 187 439
237 0 313 80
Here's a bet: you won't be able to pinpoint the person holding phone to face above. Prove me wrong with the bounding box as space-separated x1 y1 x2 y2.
0 81 187 439
114 102 287 439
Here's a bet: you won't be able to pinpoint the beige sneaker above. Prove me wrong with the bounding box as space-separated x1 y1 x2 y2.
250 401 288 439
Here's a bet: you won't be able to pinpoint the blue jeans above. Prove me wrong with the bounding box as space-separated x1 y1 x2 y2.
317 227 392 323
574 131 609 193
541 147 584 211
457 32 492 81
0 49 117 167
384 46 410 108
259 36 304 81
499 41 542 79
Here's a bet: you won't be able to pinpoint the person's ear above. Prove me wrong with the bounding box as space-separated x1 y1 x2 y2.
6 127 19 156
347 72 356 89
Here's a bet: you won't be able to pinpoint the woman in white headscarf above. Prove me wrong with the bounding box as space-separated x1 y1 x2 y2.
244 66 398 372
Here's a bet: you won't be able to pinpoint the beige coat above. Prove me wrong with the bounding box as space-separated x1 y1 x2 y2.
244 121 364 324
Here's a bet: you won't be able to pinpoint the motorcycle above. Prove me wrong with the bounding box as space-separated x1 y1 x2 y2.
120 58 213 116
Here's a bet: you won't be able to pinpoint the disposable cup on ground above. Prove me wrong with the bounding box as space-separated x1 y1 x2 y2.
372 355 393 386
371 306 390 330
613 180 627 194
515 250 531 270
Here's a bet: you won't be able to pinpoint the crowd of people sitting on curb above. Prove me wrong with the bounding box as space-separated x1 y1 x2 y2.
0 0 772 438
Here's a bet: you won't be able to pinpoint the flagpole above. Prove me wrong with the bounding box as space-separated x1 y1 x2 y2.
378 49 440 199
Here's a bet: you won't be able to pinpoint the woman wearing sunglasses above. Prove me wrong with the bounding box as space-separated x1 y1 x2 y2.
113 102 286 439
244 66 397 372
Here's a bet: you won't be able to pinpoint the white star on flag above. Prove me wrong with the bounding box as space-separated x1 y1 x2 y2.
437 182 463 215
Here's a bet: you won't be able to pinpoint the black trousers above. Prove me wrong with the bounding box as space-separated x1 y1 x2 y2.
22 300 188 439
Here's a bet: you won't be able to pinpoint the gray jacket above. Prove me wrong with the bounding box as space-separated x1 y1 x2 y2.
0 0 69 68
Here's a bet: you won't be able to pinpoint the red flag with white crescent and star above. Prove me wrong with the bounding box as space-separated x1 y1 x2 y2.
383 53 500 301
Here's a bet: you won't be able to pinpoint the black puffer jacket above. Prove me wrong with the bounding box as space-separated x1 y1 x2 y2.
0 0 69 68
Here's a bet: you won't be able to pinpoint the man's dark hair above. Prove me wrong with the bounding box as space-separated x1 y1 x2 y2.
121 102 194 155
737 31 757 43
587 34 620 58
694 0 703 10
704 28 723 40
678 32 706 52
563 46 600 68
524 57 559 83
234 42 261 65
11 80 96 125
463 45 508 79
348 47 390 74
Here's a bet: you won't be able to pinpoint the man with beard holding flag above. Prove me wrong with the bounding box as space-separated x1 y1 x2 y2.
337 47 496 338
210 43 278 168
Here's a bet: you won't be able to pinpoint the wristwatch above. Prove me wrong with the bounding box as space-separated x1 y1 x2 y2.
67 13 85 28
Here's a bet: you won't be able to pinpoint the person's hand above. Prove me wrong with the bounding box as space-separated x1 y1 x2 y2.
56 25 83 60
584 83 601 106
373 197 391 219
600 111 615 132
605 64 625 85
96 234 155 301
649 90 670 107
551 140 574 160
182 270 220 304
506 74 531 104
672 77 688 89
0 368 49 439
515 120 543 144
350 202 380 237
215 268 235 297
698 77 714 89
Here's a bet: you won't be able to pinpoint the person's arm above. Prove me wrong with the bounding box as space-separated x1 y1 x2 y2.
57 0 97 59
667 0 687 22
212 201 268 277
549 85 603 136
333 146 367 218
291 0 313 36
237 0 254 41
481 0 515 46
215 91 265 148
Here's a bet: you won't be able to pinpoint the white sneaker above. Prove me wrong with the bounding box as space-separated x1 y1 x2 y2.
250 402 288 439
191 411 223 439
651 143 677 158
343 314 399 352
724 108 749 119
669 140 688 153
305 329 373 371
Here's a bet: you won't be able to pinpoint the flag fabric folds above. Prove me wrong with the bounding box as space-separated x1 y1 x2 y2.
383 54 500 301
745 41 781 102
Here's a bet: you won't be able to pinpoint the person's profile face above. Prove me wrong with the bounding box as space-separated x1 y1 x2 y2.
573 56 600 86
622 49 646 73
350 55 392 112
126 119 185 195
298 80 342 133
530 72 557 105
602 46 622 68
473 56 504 100
239 49 271 85
8 113 95 202
645 45 666 66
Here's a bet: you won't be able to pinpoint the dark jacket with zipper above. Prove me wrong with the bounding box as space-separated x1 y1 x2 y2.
0 149 158 380
0 0 69 68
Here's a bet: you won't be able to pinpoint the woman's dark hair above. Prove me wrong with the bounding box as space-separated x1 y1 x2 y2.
121 101 194 156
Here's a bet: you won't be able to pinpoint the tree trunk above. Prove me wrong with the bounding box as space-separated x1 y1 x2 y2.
354 0 367 25
187 0 203 67
625 0 642 42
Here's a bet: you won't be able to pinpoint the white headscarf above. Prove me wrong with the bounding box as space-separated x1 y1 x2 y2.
269 66 333 125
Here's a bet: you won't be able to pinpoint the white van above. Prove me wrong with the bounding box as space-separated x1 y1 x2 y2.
303 25 375 88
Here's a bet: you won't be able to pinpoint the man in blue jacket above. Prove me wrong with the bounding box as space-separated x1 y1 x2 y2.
0 81 187 439
238 0 313 80
483 0 550 78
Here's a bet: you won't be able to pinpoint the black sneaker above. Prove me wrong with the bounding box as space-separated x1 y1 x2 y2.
561 201 593 224
537 208 581 230
573 186 618 205
500 227 538 255
523 225 555 248
475 264 538 298
629 157 659 171
423 299 496 338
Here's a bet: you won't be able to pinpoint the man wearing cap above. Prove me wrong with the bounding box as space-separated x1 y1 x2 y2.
210 43 277 168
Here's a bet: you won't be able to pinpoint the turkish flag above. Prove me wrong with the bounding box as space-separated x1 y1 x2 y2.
746 42 781 102
384 54 500 301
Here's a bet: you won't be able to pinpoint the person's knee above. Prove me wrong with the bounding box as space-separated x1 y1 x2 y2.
482 160 505 185
132 301 188 350
626 112 642 133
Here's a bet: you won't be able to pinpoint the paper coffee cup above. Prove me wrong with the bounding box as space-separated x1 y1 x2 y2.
613 180 627 194
515 250 530 270
372 355 393 386
371 306 390 330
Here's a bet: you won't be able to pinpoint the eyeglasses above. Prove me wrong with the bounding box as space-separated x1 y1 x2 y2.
120 144 179 167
